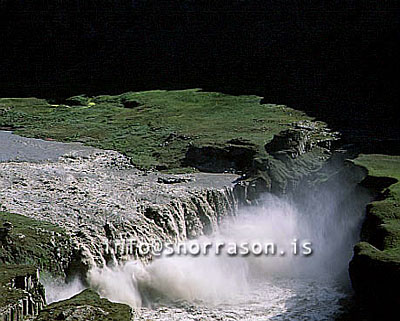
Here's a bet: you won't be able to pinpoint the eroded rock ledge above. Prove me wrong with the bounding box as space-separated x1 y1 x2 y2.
235 120 338 201
0 148 239 274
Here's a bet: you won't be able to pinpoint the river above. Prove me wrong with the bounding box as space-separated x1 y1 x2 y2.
1 130 371 320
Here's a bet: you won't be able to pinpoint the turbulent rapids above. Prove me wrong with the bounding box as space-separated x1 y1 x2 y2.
83 185 370 320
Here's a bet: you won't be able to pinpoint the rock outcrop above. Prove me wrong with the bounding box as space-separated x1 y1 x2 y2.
0 265 45 321
235 120 339 202
0 211 74 276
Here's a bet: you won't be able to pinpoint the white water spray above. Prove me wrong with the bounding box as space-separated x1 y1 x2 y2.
41 276 86 304
87 185 369 311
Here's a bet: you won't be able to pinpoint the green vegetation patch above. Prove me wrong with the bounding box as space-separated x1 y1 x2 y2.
0 209 73 275
35 289 132 321
0 89 313 171
0 210 72 311
352 154 400 259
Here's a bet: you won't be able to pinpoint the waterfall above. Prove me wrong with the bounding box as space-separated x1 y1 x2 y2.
86 176 371 317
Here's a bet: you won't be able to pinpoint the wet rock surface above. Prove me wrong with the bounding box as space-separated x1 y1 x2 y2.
0 131 239 272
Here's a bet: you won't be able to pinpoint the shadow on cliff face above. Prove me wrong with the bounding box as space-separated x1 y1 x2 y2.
183 144 256 173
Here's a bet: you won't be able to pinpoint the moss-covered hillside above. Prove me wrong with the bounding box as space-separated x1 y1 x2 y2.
0 210 73 275
35 289 132 321
349 154 400 315
0 209 74 317
0 89 315 171
352 154 400 258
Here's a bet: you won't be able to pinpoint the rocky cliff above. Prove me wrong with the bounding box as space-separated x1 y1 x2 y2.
349 154 400 318
234 120 338 202
0 265 45 321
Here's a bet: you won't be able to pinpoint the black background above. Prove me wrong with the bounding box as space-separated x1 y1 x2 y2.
0 1 399 141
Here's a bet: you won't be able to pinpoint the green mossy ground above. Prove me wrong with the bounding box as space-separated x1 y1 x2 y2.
0 210 73 274
0 210 73 312
352 154 400 260
348 154 400 316
0 89 313 171
35 289 131 321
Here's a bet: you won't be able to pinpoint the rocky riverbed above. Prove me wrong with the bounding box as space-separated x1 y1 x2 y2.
0 131 239 270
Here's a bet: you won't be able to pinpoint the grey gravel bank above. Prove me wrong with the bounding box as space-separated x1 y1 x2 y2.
0 130 96 163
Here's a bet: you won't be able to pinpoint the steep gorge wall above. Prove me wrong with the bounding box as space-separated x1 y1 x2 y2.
349 167 400 318
234 121 339 203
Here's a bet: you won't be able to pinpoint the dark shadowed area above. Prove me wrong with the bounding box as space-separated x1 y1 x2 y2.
0 1 399 144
